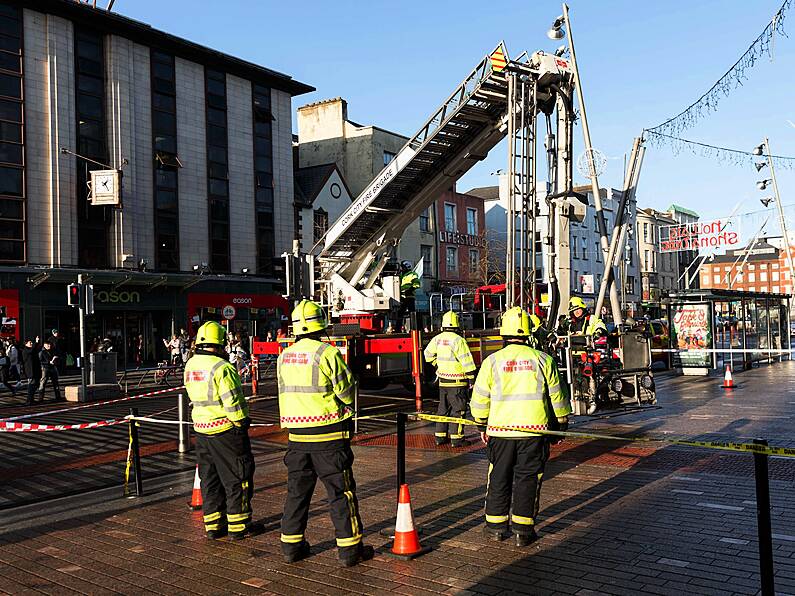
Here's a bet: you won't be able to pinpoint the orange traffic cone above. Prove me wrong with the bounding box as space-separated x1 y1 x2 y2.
388 484 430 559
722 364 736 389
188 464 203 510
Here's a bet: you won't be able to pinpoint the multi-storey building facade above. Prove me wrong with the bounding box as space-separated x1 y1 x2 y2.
428 189 486 291
636 207 679 307
1 0 312 362
479 183 641 316
699 241 793 294
667 204 700 288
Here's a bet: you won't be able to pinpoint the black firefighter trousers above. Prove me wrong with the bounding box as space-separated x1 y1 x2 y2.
435 385 469 444
486 437 549 536
196 427 255 535
281 443 364 557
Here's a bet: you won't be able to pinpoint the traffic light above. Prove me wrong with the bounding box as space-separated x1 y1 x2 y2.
67 283 81 307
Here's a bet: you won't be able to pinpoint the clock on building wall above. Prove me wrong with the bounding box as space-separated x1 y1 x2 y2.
330 182 342 199
90 169 123 207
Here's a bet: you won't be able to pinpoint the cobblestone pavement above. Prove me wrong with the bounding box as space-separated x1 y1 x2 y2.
1 362 794 595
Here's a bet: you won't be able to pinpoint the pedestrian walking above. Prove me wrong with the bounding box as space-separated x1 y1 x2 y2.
7 339 23 386
163 334 180 365
49 329 66 373
277 300 372 567
471 307 571 546
0 342 16 396
423 310 476 447
38 339 62 402
179 328 190 363
21 337 41 406
184 321 262 540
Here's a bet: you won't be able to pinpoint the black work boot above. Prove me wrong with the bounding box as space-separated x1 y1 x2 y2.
339 543 374 567
206 527 227 540
451 438 471 448
283 540 311 563
435 436 450 446
483 527 508 542
515 529 538 547
229 522 265 541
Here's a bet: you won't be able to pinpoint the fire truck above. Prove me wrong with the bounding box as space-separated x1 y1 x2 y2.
253 40 656 415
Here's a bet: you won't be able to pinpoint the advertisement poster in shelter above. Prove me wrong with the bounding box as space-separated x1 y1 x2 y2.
670 303 713 368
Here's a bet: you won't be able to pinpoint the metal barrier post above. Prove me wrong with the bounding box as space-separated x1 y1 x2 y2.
177 393 190 453
129 407 143 497
396 412 406 494
753 438 775 596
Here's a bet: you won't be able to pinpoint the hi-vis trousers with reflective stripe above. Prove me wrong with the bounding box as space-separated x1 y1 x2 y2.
281 443 363 554
196 427 255 534
485 437 549 535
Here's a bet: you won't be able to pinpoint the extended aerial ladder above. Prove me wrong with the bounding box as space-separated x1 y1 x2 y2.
293 44 579 328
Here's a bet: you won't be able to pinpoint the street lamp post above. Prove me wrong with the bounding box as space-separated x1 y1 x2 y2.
757 138 795 293
550 4 624 325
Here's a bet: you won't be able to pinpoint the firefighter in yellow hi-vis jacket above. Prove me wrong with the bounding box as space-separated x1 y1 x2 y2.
184 321 262 541
424 310 476 447
277 300 373 567
471 307 572 546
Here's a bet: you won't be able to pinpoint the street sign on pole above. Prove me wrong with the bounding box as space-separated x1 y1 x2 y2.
85 284 94 315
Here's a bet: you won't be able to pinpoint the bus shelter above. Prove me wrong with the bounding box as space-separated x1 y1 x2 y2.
662 289 791 375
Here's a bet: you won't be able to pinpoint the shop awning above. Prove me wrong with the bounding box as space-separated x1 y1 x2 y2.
9 267 280 291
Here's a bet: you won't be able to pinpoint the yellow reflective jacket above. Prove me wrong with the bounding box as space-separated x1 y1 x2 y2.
400 271 421 296
471 342 571 438
277 337 355 439
423 331 476 387
184 351 248 435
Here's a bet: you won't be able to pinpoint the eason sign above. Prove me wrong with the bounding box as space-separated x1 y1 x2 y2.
659 218 739 253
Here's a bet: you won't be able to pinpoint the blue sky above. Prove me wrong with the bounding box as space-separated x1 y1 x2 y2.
119 0 795 234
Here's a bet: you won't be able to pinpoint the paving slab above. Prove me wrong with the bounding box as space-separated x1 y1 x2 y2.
2 361 795 594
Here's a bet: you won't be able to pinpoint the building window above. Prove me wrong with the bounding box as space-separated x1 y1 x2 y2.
761 286 768 292
748 272 755 282
253 84 274 275
383 150 396 166
420 244 433 277
713 274 721 284
581 237 587 260
151 51 179 271
0 5 23 264
643 222 648 242
773 271 780 281
627 246 634 266
644 250 650 271
419 207 430 232
761 271 768 282
313 208 328 243
466 207 478 235
773 286 780 293
205 69 229 272
446 246 458 273
75 29 109 267
626 276 635 295
469 249 479 274
444 203 456 231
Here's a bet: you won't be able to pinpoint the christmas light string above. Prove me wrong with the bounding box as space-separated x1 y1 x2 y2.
643 130 795 170
647 0 791 137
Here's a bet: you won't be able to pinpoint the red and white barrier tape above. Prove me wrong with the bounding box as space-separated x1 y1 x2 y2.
0 417 126 433
0 386 185 423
